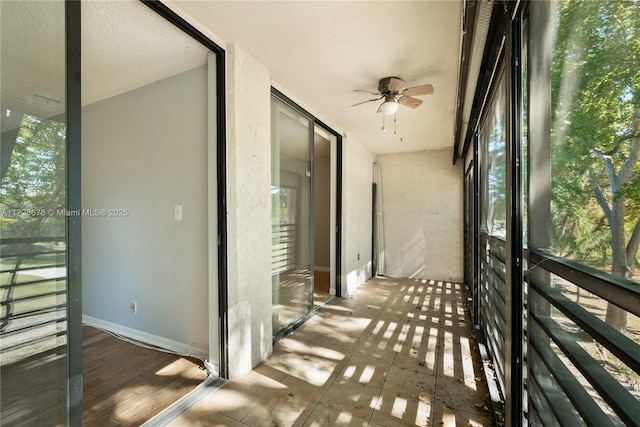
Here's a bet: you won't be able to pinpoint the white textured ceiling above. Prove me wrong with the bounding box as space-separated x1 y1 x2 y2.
1 1 66 119
168 0 463 155
2 0 463 157
1 0 209 117
81 0 209 106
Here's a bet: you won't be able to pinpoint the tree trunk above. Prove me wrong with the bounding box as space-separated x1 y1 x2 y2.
605 198 629 333
597 119 640 334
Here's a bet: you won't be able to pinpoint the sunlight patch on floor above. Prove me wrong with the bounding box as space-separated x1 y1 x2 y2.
358 365 375 383
169 277 495 426
391 395 408 418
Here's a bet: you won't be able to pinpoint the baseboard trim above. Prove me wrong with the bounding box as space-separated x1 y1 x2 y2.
82 315 209 360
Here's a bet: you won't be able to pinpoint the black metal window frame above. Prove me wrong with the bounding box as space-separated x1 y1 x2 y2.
463 1 640 425
66 1 82 424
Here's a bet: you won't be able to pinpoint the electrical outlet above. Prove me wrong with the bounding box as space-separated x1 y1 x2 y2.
130 301 137 314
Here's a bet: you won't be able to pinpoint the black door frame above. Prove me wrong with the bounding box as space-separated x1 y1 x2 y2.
66 1 83 424
64 4 231 423
271 88 344 342
141 1 229 378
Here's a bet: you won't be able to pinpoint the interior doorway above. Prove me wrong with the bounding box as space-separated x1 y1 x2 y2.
80 1 222 423
313 128 334 307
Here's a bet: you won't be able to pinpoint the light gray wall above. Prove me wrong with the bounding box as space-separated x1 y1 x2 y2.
342 136 374 294
82 66 209 355
225 44 273 379
314 155 331 269
376 149 463 281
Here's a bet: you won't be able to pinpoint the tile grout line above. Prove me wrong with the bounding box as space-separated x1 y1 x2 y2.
296 290 387 427
367 348 399 426
237 335 316 425
430 281 444 425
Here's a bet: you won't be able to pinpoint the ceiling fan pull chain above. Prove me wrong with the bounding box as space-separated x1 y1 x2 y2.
382 112 386 131
394 114 397 135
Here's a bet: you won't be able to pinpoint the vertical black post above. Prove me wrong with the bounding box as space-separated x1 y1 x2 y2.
65 0 82 424
505 9 524 426
527 2 552 420
216 48 229 380
335 135 343 297
309 122 315 310
371 183 377 277
473 134 480 325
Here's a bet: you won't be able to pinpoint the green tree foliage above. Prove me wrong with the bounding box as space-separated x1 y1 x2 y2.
0 112 66 241
551 0 640 331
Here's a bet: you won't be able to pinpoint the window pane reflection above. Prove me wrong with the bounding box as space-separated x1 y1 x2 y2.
0 1 68 424
271 98 312 333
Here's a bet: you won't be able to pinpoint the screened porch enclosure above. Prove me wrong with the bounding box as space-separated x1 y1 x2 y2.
461 1 640 425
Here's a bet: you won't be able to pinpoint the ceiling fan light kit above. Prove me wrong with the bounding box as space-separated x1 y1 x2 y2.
352 76 434 132
382 97 399 116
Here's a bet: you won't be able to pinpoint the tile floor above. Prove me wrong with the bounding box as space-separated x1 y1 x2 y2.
170 277 494 427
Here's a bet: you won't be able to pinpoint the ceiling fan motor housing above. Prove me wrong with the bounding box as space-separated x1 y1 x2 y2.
378 76 403 94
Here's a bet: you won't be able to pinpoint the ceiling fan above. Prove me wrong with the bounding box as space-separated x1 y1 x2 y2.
351 76 434 116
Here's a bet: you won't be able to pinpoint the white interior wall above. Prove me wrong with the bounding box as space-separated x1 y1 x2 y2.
82 66 209 358
342 136 375 295
225 44 273 379
376 149 463 281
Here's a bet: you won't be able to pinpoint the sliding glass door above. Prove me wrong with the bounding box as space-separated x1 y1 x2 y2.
271 97 313 334
1 1 77 424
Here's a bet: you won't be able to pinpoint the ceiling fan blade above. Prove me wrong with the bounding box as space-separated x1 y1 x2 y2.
351 95 383 107
353 89 381 95
402 84 434 97
398 96 423 109
388 77 406 93
376 102 383 113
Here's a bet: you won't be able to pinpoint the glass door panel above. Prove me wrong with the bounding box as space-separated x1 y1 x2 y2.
313 127 332 308
1 1 68 424
271 97 312 334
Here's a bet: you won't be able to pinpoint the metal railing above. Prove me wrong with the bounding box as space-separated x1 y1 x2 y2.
526 248 640 426
475 231 640 426
271 224 297 275
0 237 67 365
479 233 508 394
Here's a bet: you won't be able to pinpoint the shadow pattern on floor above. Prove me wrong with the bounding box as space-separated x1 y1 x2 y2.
172 277 495 427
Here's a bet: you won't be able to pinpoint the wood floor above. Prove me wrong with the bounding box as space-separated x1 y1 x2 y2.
83 325 208 426
313 270 331 307
0 326 207 426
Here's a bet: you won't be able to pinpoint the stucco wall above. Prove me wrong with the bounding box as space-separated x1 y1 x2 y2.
82 66 209 358
376 149 463 281
342 136 375 295
225 45 273 378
